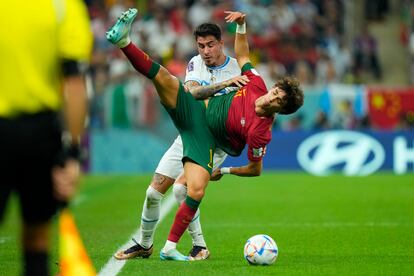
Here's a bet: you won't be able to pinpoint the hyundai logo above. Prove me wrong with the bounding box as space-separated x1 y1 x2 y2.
297 130 385 176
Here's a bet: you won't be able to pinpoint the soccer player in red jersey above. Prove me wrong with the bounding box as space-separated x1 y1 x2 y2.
106 9 303 260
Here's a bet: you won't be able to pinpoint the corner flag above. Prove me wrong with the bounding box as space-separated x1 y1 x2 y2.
59 209 96 276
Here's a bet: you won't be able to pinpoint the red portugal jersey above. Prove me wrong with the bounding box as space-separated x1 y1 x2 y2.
206 63 274 162
225 63 274 161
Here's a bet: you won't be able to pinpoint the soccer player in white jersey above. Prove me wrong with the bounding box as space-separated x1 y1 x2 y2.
114 22 243 261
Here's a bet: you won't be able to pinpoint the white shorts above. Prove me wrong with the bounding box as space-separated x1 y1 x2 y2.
155 135 228 179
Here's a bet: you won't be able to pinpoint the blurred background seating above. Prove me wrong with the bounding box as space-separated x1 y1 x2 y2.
84 0 414 173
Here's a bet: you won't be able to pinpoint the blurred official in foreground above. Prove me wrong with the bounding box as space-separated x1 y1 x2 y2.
0 1 92 275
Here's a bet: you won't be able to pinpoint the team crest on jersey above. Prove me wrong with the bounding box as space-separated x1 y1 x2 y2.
253 147 264 158
240 117 246 127
187 61 194 72
234 88 246 98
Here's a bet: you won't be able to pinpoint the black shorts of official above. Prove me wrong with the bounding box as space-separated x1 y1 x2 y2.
0 111 62 224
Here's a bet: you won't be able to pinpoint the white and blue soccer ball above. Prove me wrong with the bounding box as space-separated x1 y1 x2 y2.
243 234 278 265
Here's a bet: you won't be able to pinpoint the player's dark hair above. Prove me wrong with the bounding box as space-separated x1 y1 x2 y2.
194 23 222 41
276 77 304 115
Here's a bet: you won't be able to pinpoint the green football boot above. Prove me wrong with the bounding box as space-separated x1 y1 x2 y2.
106 8 137 47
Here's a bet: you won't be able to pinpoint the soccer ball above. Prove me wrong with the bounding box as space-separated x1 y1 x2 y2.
243 234 278 265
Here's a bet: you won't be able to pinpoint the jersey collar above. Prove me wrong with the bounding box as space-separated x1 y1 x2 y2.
206 56 230 70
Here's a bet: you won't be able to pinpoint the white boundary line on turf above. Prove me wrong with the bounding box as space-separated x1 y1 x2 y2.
98 193 177 276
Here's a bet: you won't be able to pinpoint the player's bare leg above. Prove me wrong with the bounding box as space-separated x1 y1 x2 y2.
161 162 210 261
106 8 179 109
173 173 210 260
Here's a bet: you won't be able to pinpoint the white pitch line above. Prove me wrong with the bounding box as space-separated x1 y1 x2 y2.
98 193 177 276
204 221 413 228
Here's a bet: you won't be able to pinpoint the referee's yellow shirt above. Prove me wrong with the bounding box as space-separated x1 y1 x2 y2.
0 0 93 117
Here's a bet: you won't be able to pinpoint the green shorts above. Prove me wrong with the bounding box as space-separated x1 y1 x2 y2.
163 83 216 174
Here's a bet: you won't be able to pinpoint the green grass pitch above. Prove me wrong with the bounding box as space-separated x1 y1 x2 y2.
1 172 414 275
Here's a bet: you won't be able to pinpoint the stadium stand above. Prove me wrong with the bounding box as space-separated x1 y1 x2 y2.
83 0 413 173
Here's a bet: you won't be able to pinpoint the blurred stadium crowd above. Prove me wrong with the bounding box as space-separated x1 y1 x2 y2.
85 0 414 134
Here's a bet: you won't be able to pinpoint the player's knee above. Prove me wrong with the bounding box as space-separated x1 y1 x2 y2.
146 186 163 204
173 183 187 203
150 173 175 194
188 189 205 201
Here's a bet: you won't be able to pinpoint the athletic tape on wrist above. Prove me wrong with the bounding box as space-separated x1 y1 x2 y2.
220 167 231 174
236 23 246 34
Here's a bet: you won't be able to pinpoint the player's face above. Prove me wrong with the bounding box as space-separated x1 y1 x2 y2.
196 35 224 66
255 86 287 115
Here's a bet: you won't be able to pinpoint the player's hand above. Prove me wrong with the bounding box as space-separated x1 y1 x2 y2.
229 75 250 88
224 11 246 25
210 168 224 181
52 159 81 202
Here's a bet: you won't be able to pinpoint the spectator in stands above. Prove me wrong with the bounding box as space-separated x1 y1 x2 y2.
353 24 382 80
141 8 177 59
334 38 353 82
332 100 358 129
170 5 196 60
166 43 188 79
399 112 414 130
409 26 414 83
315 49 337 85
314 0 344 35
89 65 109 129
256 60 287 88
283 114 304 131
313 110 330 129
292 0 318 24
365 0 389 21
294 60 314 85
320 25 340 59
240 0 270 34
410 26 414 56
269 0 296 35
188 0 213 29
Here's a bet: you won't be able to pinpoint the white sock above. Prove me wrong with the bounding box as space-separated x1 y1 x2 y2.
139 186 163 248
162 240 177 252
188 209 206 247
117 37 131 48
173 183 207 247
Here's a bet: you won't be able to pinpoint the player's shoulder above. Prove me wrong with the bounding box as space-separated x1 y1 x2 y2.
227 56 241 71
185 55 201 78
188 55 204 66
242 63 267 91
243 64 262 83
241 63 260 76
186 55 204 73
228 56 239 66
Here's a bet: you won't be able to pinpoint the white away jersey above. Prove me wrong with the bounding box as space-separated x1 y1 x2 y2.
185 55 241 95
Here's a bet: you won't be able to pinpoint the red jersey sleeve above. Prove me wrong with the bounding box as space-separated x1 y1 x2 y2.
241 63 259 78
241 63 267 94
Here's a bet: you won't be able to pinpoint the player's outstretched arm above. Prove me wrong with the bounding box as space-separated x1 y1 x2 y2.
185 75 249 100
210 160 262 181
224 11 250 69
